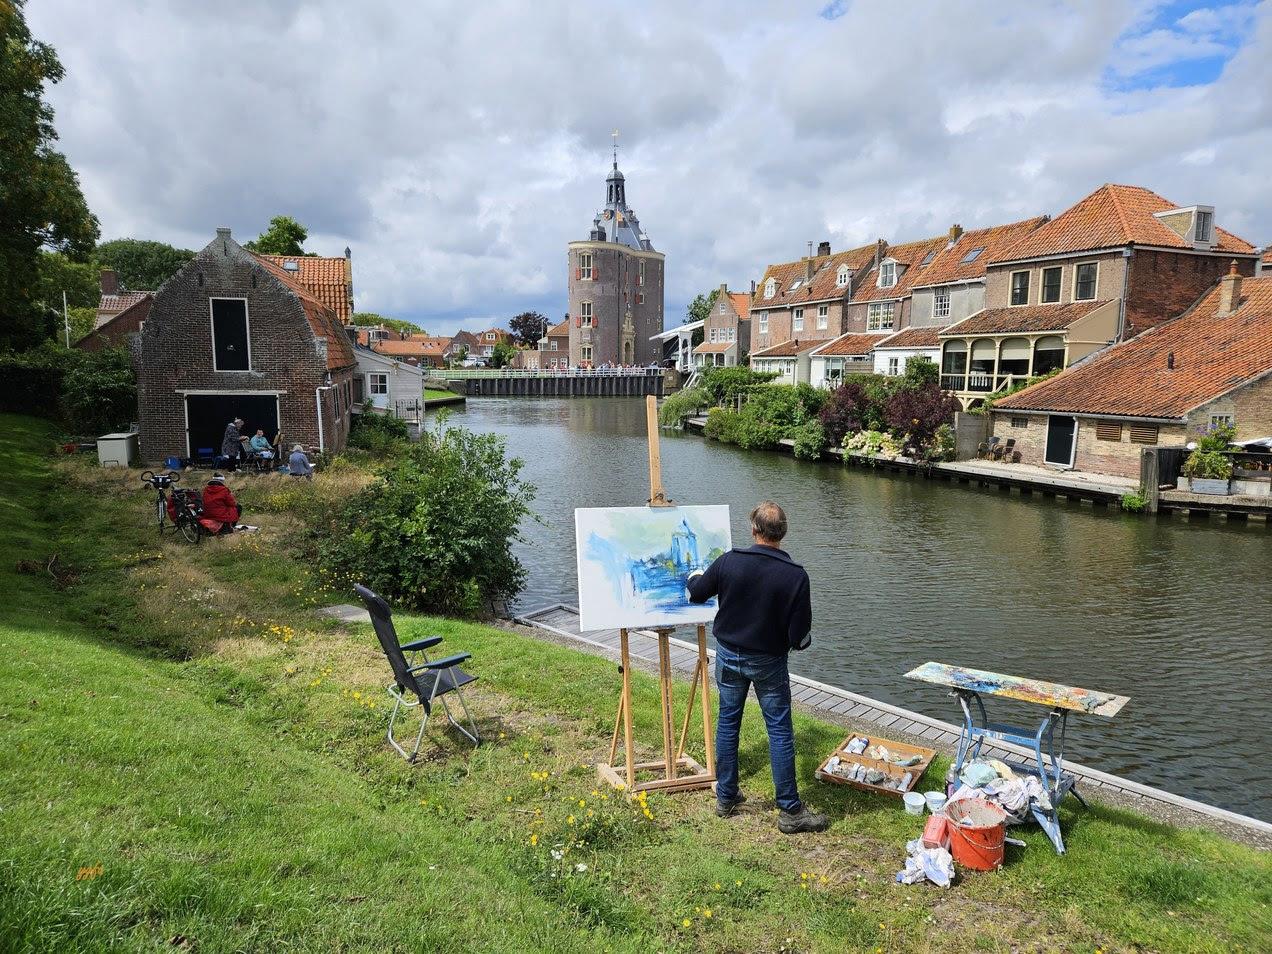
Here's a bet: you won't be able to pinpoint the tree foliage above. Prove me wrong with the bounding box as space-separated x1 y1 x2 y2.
883 382 961 457
316 418 536 615
96 239 194 290
34 252 100 313
244 216 313 256
351 312 423 335
0 341 135 433
509 311 548 347
686 289 720 329
697 366 778 405
0 1 100 348
488 339 518 368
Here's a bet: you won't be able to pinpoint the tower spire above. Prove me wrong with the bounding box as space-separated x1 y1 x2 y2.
612 128 619 169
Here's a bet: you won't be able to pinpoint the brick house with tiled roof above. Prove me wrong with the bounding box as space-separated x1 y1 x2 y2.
750 241 878 352
256 250 355 323
694 283 752 368
840 234 949 336
137 228 356 462
372 337 452 368
76 294 153 353
985 184 1258 338
908 217 1049 330
988 268 1272 478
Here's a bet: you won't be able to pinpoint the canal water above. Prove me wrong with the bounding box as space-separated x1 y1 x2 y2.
440 398 1272 821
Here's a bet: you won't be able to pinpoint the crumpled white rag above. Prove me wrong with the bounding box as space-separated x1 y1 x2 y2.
896 838 954 888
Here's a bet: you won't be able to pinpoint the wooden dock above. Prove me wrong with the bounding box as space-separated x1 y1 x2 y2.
515 602 1272 843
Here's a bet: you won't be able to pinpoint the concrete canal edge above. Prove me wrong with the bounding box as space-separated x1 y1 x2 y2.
510 603 1272 849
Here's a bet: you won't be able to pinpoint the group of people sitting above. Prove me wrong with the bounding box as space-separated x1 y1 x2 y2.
220 417 314 479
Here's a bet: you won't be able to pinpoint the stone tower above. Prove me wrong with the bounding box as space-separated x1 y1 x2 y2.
567 139 665 367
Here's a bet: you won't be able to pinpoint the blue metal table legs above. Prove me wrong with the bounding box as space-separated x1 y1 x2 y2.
951 690 1082 854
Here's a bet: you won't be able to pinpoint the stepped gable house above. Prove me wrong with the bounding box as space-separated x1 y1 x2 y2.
137 228 356 462
567 149 665 366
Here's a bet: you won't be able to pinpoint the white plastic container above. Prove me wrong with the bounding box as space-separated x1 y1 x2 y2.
924 791 947 814
903 791 926 815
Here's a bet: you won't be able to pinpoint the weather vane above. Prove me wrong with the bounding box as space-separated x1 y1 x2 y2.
612 128 619 166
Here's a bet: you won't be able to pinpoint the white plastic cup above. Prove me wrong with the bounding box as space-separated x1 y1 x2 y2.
925 791 947 814
903 791 926 815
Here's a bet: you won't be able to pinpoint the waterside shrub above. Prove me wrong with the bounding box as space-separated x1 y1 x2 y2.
657 386 708 427
1182 422 1237 481
347 411 410 458
697 366 777 406
315 417 536 615
704 383 826 451
844 429 904 458
790 420 827 461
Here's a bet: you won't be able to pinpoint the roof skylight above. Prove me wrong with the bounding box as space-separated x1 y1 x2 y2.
959 247 986 263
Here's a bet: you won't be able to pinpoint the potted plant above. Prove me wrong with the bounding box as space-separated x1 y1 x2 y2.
1180 422 1236 495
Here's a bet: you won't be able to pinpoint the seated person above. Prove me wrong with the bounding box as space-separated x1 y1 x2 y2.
200 473 242 534
249 429 275 460
288 444 315 480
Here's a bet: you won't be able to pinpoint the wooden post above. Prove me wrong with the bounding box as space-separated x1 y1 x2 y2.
620 628 636 788
646 394 669 507
698 623 715 774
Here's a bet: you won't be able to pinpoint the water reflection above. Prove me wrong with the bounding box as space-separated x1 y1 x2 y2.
440 397 1272 821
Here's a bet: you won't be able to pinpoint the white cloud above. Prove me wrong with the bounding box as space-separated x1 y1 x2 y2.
29 0 1272 336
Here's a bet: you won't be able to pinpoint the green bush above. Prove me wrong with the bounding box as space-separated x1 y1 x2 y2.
698 366 777 405
702 407 742 444
348 412 410 457
1120 489 1148 513
315 418 536 615
657 387 707 426
791 420 826 460
0 342 136 434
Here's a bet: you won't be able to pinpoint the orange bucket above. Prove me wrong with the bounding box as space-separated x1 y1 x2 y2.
946 798 1007 872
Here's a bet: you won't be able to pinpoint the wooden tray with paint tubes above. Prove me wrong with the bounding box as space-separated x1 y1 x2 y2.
815 732 936 798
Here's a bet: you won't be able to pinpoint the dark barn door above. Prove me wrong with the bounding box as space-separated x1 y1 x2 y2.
1044 415 1077 467
185 394 279 457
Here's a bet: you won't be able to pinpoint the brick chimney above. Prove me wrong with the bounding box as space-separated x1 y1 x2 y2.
817 240 831 256
100 269 119 297
948 223 963 247
804 258 814 283
1216 260 1242 318
874 238 886 267
719 282 728 298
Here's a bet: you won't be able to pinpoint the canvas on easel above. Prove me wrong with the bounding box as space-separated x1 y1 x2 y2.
574 505 730 633
580 395 721 795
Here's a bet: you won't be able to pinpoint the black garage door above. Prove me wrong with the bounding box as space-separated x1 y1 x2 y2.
185 394 280 457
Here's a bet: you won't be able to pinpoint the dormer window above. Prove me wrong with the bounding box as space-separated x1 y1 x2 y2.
836 265 850 287
1194 209 1213 244
764 278 776 299
920 250 937 266
878 261 897 288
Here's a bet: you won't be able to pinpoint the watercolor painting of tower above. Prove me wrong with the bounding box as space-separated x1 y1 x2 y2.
574 506 731 632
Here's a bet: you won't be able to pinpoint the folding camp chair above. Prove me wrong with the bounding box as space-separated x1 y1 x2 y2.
355 584 480 761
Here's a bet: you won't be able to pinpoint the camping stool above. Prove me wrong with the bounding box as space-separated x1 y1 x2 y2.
355 584 480 761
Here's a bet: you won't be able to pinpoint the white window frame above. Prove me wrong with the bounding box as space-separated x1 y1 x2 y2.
758 311 768 334
580 301 593 327
867 301 895 331
933 286 951 319
793 308 804 332
485 332 496 341
638 260 645 286
369 372 389 395
1040 265 1063 304
836 265 850 287
878 261 897 288
580 345 593 362
1009 269 1031 307
1209 413 1234 429
1194 209 1214 244
816 304 828 329
579 251 593 280
887 356 899 376
764 278 776 300
209 297 252 372
718 298 726 313
1073 261 1099 301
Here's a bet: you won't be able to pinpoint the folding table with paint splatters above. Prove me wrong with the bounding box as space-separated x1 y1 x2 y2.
904 662 1129 855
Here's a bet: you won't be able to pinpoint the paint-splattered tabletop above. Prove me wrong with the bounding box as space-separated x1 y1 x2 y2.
904 662 1129 717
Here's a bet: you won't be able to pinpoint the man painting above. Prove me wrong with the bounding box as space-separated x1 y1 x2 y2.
687 501 829 834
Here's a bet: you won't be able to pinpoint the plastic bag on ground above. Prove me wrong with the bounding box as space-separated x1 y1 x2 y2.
896 838 954 888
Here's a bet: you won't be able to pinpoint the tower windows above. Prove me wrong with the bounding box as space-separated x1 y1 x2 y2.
579 252 593 280
638 260 645 286
580 301 593 327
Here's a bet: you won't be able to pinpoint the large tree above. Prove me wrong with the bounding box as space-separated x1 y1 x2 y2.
686 289 720 325
244 215 314 256
509 311 548 347
0 0 100 348
96 238 195 290
350 312 423 335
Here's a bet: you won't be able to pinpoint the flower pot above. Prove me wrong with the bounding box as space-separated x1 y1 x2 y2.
1190 477 1231 496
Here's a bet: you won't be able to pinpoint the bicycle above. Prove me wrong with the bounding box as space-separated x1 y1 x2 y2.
141 470 203 544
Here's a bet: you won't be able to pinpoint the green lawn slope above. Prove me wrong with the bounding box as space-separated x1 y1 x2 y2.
0 413 1268 952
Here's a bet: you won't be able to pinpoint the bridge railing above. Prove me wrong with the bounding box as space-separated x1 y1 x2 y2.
425 367 664 380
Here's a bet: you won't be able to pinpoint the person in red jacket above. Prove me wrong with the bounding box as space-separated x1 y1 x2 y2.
200 473 241 534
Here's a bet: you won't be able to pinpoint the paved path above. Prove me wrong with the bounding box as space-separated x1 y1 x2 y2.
512 602 1272 846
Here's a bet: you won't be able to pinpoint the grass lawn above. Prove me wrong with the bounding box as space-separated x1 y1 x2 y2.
423 387 461 402
1 412 1269 952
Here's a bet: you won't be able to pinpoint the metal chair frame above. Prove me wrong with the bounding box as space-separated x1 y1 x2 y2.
385 640 480 760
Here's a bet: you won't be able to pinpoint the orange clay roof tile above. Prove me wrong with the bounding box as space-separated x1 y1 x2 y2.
942 300 1110 336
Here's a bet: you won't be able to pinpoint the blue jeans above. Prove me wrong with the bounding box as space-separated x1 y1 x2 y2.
714 641 801 813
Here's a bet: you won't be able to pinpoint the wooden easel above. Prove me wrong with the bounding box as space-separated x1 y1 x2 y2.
596 395 716 794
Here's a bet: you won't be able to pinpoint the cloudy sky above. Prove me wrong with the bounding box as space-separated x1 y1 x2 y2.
31 0 1271 336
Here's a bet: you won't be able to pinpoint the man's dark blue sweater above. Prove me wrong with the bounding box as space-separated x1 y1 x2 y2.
686 544 812 655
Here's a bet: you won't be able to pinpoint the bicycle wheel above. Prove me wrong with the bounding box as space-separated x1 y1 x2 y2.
178 514 201 544
156 495 168 533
